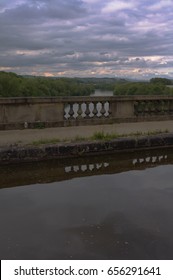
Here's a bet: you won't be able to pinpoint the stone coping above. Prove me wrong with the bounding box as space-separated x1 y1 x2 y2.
1 95 173 104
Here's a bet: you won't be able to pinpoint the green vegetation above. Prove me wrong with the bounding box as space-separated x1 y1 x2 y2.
34 122 45 129
0 71 95 97
150 77 173 85
114 78 173 96
0 71 129 97
91 129 169 141
1 71 173 97
29 129 169 146
91 131 119 140
76 77 127 91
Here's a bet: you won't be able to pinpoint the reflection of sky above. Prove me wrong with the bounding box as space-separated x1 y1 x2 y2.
0 164 173 259
0 0 173 79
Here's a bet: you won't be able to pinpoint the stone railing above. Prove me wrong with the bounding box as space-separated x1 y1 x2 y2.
1 95 173 129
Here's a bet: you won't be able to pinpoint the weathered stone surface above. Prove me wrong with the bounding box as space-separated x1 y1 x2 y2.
115 138 136 150
149 136 165 146
58 145 78 156
0 133 173 164
137 137 150 148
1 96 173 130
162 134 173 145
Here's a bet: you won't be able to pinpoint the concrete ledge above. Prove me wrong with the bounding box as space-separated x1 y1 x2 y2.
1 115 173 130
0 133 173 164
1 95 173 130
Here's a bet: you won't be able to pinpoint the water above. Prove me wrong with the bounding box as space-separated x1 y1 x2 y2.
92 89 113 96
0 149 173 259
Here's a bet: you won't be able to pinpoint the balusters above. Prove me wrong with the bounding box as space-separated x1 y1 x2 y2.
68 103 75 119
134 101 142 115
133 100 171 116
155 100 161 114
84 102 90 118
134 101 139 116
64 104 68 119
77 103 83 118
64 99 112 120
143 101 149 115
105 101 112 118
169 100 173 114
92 102 98 117
100 101 106 117
151 101 157 115
146 101 152 115
164 100 170 114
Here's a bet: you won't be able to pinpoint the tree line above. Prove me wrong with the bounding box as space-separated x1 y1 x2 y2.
0 71 173 97
114 78 173 96
0 72 95 97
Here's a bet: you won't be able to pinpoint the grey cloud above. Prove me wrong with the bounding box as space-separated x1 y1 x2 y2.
1 0 87 21
0 0 173 79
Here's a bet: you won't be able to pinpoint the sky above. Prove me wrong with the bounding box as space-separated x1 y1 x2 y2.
0 0 173 79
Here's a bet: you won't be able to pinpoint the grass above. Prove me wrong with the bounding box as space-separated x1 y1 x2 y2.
91 131 119 141
91 129 169 141
29 129 170 146
34 122 45 129
31 138 61 146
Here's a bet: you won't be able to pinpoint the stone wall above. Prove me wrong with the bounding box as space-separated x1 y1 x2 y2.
1 95 173 129
0 133 173 164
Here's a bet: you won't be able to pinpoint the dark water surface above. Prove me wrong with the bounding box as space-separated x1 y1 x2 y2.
0 149 173 260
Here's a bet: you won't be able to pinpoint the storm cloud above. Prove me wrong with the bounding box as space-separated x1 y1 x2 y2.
0 0 173 79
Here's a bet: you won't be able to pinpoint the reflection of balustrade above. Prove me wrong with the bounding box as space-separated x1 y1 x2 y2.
132 154 168 166
65 154 169 176
65 162 109 173
2 148 173 188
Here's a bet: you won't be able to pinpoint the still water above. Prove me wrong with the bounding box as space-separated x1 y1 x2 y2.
92 89 113 96
0 149 173 260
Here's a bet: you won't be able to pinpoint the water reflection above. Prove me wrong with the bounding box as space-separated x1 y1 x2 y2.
66 212 171 260
0 149 171 189
0 148 173 259
132 154 168 165
92 90 113 96
65 162 109 173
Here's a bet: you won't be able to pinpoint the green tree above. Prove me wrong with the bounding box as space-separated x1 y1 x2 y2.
114 82 173 96
150 78 172 85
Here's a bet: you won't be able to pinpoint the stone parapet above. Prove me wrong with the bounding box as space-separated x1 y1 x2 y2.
1 95 173 129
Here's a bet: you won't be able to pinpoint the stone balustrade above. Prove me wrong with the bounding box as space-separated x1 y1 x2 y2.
0 95 173 129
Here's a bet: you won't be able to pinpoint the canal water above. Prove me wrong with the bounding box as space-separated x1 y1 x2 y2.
0 148 173 260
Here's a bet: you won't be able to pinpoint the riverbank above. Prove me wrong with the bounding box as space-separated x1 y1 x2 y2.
0 120 173 164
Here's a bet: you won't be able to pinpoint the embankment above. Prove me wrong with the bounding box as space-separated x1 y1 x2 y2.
1 133 173 164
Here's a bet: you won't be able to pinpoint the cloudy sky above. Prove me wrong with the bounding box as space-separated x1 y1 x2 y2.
0 0 173 79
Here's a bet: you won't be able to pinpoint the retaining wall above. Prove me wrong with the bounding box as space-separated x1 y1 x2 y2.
1 133 173 164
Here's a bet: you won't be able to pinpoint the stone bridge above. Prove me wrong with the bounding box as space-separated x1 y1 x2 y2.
1 95 173 129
